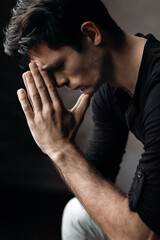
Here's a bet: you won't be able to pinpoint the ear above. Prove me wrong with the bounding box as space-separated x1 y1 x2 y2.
81 21 102 46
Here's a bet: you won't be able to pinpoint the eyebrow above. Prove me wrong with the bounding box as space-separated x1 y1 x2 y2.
41 59 64 71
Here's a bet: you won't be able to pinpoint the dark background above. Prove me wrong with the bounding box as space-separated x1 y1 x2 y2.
0 0 160 239
0 1 72 239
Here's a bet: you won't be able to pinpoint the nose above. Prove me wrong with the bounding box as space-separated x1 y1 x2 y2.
54 75 69 88
57 78 69 88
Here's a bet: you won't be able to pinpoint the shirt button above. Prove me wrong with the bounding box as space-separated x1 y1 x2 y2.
137 170 142 178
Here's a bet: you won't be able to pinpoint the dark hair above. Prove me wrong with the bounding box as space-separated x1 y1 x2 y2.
4 0 124 68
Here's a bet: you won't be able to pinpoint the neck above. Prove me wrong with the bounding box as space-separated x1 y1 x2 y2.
106 31 147 96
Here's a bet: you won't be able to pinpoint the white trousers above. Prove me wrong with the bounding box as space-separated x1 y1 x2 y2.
61 197 110 240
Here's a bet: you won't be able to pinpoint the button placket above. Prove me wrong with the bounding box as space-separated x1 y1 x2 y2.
137 170 143 178
129 167 145 211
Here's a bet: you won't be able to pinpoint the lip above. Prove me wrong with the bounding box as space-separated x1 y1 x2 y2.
66 86 76 91
67 86 86 92
80 87 85 91
69 86 83 91
73 87 80 90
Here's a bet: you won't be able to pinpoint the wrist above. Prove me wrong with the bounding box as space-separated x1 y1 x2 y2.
47 141 75 163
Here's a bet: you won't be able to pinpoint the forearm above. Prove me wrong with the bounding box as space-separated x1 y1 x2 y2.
51 143 156 240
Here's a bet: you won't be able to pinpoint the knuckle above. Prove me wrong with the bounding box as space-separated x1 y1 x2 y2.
38 85 46 92
54 101 61 110
33 68 40 77
32 92 40 100
23 105 30 113
48 84 55 91
43 104 53 115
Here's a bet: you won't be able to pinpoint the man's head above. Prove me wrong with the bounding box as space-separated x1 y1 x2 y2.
4 0 123 66
4 0 124 94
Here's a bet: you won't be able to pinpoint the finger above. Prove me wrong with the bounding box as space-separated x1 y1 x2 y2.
70 94 85 112
23 72 33 107
39 68 65 109
29 62 52 106
73 94 92 124
17 89 34 122
25 71 42 112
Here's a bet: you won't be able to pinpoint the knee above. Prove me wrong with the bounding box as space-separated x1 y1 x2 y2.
62 198 109 240
62 197 90 230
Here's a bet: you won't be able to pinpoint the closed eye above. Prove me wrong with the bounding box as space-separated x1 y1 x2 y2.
47 62 64 73
52 62 64 72
41 61 65 72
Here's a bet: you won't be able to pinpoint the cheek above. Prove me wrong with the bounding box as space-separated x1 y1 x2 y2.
67 57 97 84
67 64 84 81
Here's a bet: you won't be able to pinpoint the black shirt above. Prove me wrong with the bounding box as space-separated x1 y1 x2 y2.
86 33 160 236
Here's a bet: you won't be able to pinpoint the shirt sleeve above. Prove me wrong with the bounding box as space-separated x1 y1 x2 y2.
85 84 129 183
128 80 160 236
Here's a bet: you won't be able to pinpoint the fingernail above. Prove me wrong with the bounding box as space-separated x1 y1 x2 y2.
17 89 25 96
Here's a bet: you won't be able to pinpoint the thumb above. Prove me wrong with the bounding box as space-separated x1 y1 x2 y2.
73 94 92 124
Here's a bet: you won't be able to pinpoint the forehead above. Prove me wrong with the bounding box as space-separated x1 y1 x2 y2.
29 43 63 64
28 42 76 67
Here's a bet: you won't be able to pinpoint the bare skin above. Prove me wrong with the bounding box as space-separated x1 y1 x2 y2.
17 22 159 239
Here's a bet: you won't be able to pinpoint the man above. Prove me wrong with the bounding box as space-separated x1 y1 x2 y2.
4 0 160 239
